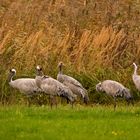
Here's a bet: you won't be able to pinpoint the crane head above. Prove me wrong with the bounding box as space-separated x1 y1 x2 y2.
36 65 43 76
84 94 89 104
96 82 104 92
36 65 42 71
58 61 65 67
122 88 134 106
9 69 16 74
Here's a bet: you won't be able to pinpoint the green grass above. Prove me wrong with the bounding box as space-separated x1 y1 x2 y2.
0 105 140 140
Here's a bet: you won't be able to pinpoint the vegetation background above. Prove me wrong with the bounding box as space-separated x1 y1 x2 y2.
0 0 140 105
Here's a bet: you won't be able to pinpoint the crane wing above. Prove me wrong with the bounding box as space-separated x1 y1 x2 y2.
63 74 83 88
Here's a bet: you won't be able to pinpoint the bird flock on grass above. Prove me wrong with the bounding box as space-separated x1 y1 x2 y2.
8 62 140 110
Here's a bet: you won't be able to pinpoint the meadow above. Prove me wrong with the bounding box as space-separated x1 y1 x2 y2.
0 104 140 140
1 0 140 103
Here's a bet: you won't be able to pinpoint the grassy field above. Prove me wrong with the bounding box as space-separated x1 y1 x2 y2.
1 0 140 104
0 105 140 140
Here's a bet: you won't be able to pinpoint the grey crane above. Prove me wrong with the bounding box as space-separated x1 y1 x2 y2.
57 62 89 104
132 63 140 91
35 66 77 108
96 80 133 110
8 69 41 106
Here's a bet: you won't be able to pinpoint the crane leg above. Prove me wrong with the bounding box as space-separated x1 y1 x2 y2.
131 99 134 106
127 98 134 106
49 95 57 109
113 97 116 111
130 97 134 106
60 97 66 105
54 96 57 109
67 98 69 104
127 100 130 106
26 96 31 107
71 102 73 109
60 97 63 104
49 95 53 109
71 101 74 109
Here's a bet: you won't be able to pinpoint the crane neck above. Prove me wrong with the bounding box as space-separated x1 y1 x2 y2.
36 70 44 77
35 76 42 88
59 65 63 74
35 70 44 88
134 64 138 75
7 73 15 83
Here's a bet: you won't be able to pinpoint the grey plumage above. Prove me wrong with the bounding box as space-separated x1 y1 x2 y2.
8 69 41 96
35 66 77 107
132 63 140 91
96 80 133 110
8 69 41 106
57 62 89 104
